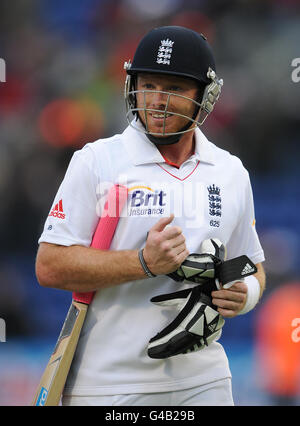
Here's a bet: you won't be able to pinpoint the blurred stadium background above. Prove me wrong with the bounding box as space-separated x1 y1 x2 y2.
0 0 300 406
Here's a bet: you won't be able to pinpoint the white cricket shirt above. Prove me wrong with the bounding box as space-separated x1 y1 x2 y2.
38 122 265 396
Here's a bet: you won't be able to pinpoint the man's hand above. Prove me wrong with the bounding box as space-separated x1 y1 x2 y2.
211 262 265 318
211 281 248 318
167 238 225 284
143 214 189 276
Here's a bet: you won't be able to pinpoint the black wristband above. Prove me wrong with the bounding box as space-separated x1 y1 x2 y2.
138 249 156 278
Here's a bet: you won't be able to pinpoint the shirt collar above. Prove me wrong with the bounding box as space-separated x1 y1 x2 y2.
193 127 215 165
122 121 165 166
122 120 215 166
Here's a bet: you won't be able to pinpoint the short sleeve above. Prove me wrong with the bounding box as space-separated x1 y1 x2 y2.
38 146 99 247
226 172 265 265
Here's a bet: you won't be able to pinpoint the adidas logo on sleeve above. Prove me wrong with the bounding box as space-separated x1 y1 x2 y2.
49 199 66 219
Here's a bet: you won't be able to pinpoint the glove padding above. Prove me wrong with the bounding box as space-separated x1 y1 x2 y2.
167 238 226 284
168 244 257 289
147 285 224 359
148 238 257 359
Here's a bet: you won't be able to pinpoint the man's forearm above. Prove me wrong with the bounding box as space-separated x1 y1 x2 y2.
254 262 266 299
36 243 147 292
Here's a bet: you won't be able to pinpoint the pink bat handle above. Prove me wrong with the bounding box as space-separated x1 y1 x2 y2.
72 184 128 305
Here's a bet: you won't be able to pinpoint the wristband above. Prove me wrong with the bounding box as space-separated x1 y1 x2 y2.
138 249 156 278
238 275 261 315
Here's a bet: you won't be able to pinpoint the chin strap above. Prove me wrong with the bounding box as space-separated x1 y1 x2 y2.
145 132 181 146
143 115 198 146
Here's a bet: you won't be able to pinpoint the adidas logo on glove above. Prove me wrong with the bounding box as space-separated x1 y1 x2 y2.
241 263 255 275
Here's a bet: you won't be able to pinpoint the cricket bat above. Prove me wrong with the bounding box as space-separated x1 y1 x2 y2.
32 184 128 406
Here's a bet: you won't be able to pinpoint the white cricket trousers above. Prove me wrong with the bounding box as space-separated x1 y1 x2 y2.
62 378 234 406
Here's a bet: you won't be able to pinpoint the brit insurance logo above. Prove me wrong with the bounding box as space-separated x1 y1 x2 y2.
208 184 222 227
128 185 166 217
96 180 205 228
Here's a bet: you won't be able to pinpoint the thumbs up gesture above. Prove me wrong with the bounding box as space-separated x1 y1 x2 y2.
142 214 189 276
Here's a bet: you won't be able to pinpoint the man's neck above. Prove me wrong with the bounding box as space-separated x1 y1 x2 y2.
156 132 196 168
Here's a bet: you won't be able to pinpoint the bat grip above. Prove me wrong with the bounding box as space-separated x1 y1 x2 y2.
73 292 94 304
72 184 128 306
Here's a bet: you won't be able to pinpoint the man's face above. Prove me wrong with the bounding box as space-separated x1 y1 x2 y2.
136 73 200 137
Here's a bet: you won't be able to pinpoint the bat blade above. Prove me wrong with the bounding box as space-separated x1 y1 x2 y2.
32 184 128 406
32 301 88 406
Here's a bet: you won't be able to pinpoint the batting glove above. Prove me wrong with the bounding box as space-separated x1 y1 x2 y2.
147 285 224 359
